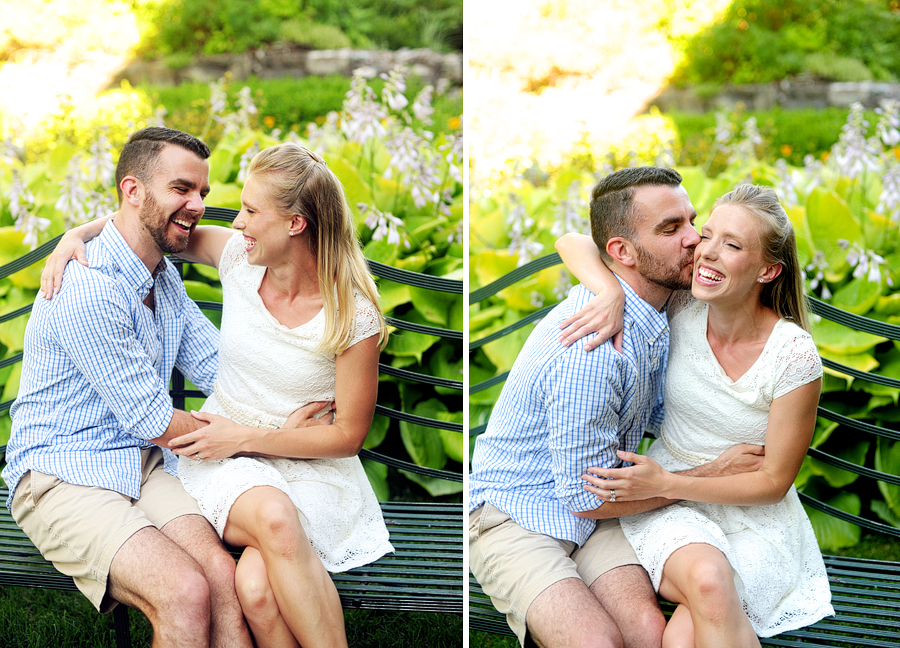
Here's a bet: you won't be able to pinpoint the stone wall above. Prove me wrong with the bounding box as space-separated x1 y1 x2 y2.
652 79 900 113
113 47 462 88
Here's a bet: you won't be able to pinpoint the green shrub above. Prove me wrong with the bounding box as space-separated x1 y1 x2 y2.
673 0 900 85
133 0 463 57
804 52 873 82
279 18 352 50
668 106 878 170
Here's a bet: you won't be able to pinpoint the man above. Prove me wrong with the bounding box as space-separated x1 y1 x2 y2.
2 127 252 648
469 167 763 648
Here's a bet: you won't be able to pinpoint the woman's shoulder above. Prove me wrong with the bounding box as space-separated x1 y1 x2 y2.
218 231 249 277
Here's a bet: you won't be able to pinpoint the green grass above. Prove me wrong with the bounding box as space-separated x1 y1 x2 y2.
469 533 900 648
0 586 462 648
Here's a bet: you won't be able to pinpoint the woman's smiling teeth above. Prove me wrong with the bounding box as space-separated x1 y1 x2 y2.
244 236 256 252
698 266 725 284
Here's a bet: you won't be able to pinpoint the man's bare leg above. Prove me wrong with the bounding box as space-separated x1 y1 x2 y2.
107 526 211 648
526 577 625 648
161 514 254 648
590 565 666 648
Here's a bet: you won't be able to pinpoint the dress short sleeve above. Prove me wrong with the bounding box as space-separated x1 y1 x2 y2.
350 290 382 347
218 232 246 279
773 325 822 400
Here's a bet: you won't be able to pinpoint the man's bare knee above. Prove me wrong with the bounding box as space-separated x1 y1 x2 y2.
528 578 624 648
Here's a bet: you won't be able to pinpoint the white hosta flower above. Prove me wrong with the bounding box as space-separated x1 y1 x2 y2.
550 181 588 238
342 70 388 145
412 85 434 125
714 112 736 148
237 141 260 184
87 134 116 187
875 99 900 148
56 155 90 226
152 106 168 128
843 241 890 285
9 169 49 249
209 79 228 116
361 204 409 248
876 161 900 223
506 198 544 266
530 291 545 308
439 131 463 184
85 189 117 223
832 103 881 179
380 67 408 112
774 159 800 207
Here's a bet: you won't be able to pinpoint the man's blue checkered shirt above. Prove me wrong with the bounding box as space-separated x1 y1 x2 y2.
468 279 669 545
3 221 219 504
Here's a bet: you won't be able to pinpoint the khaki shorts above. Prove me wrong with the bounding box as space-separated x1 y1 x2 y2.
10 447 203 612
469 503 641 647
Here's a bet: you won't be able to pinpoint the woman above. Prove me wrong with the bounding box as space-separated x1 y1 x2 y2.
555 184 833 647
43 143 393 648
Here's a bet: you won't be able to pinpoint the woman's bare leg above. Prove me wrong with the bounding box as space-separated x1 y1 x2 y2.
662 604 695 648
658 544 760 648
225 486 347 648
234 546 299 648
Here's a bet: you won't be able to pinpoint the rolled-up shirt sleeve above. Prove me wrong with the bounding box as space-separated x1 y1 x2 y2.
545 343 624 512
50 280 174 441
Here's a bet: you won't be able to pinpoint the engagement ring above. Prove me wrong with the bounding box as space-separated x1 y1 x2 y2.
610 489 616 502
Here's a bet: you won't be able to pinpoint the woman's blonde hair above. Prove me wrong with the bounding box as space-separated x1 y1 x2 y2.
712 184 810 332
247 142 388 355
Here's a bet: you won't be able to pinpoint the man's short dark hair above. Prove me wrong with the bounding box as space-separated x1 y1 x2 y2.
115 127 211 204
589 167 683 262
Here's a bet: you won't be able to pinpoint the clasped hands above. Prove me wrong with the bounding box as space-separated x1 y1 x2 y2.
582 443 765 503
169 400 335 461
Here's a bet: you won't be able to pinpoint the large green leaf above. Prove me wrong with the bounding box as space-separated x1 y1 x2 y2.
0 288 35 351
871 500 900 529
361 458 389 502
812 318 886 354
362 412 389 450
437 410 464 464
0 362 21 404
205 182 242 210
377 280 411 313
875 438 900 518
399 469 463 496
805 187 860 279
398 397 447 470
207 145 237 184
802 486 861 551
830 276 883 315
809 440 868 488
408 285 448 327
182 280 223 303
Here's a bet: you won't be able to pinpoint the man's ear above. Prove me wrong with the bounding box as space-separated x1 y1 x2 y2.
120 177 143 208
607 237 637 267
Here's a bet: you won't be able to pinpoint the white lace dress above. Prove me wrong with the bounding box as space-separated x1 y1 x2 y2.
620 296 834 637
178 232 393 572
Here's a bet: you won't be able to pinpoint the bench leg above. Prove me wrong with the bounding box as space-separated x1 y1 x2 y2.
113 605 131 648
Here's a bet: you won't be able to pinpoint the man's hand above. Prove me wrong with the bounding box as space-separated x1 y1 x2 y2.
284 400 335 429
700 444 765 477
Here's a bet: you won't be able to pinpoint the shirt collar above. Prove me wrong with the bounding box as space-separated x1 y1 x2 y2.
617 274 669 342
98 221 170 300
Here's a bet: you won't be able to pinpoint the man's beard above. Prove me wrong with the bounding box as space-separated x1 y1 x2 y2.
141 190 191 255
634 242 694 291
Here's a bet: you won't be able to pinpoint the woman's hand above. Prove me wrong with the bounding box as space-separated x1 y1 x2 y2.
558 289 625 352
169 412 251 461
41 237 88 298
582 451 674 501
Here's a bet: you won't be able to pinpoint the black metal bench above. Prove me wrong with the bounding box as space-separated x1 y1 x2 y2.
0 207 463 648
468 252 900 647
